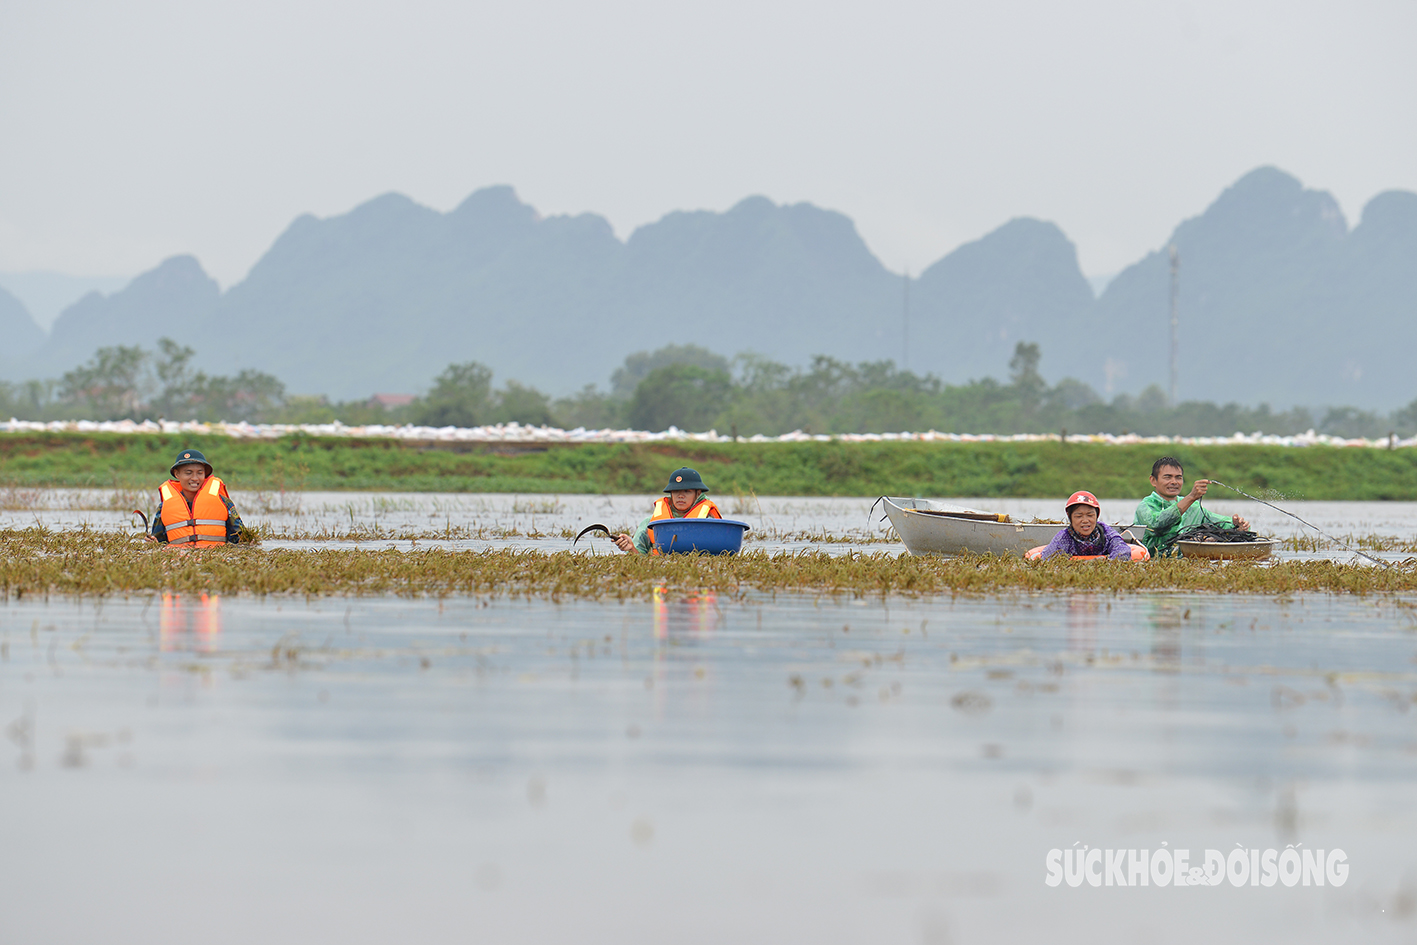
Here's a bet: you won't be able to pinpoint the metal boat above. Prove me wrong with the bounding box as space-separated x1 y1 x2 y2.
880 496 1078 557
1175 538 1277 560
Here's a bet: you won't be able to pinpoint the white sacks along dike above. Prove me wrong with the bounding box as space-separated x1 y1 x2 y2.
3 417 1416 449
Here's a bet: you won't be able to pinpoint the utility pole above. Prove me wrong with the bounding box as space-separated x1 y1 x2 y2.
1168 244 1179 407
902 269 910 371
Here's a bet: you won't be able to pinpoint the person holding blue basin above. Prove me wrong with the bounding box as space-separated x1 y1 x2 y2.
613 467 723 556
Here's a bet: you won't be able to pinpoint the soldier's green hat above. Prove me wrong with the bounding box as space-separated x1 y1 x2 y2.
170 449 213 478
663 467 708 493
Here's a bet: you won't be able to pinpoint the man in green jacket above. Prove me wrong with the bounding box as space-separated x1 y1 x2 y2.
1134 456 1249 557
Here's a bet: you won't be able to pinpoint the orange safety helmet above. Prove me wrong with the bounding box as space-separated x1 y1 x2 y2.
1065 490 1101 514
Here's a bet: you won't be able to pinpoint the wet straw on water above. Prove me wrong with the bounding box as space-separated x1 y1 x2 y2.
1207 480 1393 568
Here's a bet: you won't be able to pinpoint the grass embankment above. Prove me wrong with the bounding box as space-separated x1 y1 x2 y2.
2 530 1415 599
3 432 1417 500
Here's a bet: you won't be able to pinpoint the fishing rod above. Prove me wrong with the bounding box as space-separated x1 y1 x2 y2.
1206 480 1393 569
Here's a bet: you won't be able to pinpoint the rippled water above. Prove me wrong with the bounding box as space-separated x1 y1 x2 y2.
2 590 1415 943
5 491 1417 559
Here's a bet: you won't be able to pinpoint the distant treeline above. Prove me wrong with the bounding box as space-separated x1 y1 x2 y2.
4 340 1416 439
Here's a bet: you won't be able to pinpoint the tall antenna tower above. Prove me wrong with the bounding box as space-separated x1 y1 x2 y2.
902 269 910 371
1168 244 1179 406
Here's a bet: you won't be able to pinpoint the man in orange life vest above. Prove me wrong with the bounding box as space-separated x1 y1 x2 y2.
612 467 721 555
146 449 245 546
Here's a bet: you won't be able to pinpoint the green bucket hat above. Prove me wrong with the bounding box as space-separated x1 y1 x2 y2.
663 467 708 493
170 449 213 478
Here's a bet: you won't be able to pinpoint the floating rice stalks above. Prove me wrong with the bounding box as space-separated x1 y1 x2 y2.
0 485 150 512
742 528 896 544
251 522 542 542
2 527 1416 600
1277 533 1417 553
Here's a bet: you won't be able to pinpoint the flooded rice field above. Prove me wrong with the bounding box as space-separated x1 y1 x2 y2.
4 490 1417 560
2 589 1416 943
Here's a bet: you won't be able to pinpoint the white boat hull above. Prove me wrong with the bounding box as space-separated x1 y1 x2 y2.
881 497 1064 557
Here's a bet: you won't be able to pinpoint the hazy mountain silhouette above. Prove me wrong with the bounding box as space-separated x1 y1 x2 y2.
614 196 903 367
20 188 920 398
14 168 1417 409
0 271 129 330
1083 168 1417 407
1315 190 1417 405
0 285 44 364
909 218 1095 382
220 187 630 395
28 256 219 379
1088 167 1349 405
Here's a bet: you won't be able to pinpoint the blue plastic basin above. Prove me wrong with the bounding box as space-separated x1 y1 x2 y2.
651 518 751 555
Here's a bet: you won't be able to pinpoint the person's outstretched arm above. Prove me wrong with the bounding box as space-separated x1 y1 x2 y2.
148 496 168 543
631 518 653 555
1199 504 1249 531
1135 495 1183 555
223 496 244 544
1036 528 1073 561
1102 523 1133 559
612 518 654 555
1136 496 1180 536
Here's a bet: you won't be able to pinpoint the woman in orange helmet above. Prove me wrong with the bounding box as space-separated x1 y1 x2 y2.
1034 490 1134 560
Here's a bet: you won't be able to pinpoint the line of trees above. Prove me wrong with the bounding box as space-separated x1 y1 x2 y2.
4 340 1416 439
552 342 1417 439
0 339 285 423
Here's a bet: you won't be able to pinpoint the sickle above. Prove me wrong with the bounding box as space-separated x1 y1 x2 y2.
573 524 613 546
131 509 149 532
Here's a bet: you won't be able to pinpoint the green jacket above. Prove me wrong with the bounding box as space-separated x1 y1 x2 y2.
630 516 656 555
1134 491 1234 556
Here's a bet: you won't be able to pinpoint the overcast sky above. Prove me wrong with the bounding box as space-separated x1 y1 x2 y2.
1 0 1413 288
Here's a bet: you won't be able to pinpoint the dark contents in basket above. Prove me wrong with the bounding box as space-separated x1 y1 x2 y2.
1177 523 1260 543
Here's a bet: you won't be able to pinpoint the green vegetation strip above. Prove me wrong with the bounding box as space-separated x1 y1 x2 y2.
5 432 1417 500
3 530 1415 599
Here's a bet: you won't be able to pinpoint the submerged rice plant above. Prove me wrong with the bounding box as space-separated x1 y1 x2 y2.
1278 533 1417 553
0 486 149 512
2 527 1416 600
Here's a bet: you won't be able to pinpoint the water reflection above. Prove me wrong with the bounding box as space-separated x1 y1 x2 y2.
1144 599 1184 672
650 587 722 719
159 592 222 653
651 586 719 640
4 591 1416 943
1062 594 1103 650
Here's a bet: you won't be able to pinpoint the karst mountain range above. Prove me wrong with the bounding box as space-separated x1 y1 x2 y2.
2 166 1413 409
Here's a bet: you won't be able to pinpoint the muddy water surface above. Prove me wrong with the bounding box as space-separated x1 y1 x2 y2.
2 590 1415 943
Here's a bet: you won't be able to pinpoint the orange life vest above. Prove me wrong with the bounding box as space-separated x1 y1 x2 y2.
159 476 230 548
646 495 721 553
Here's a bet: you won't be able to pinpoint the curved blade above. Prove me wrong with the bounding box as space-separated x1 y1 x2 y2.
573 524 613 546
131 509 149 532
